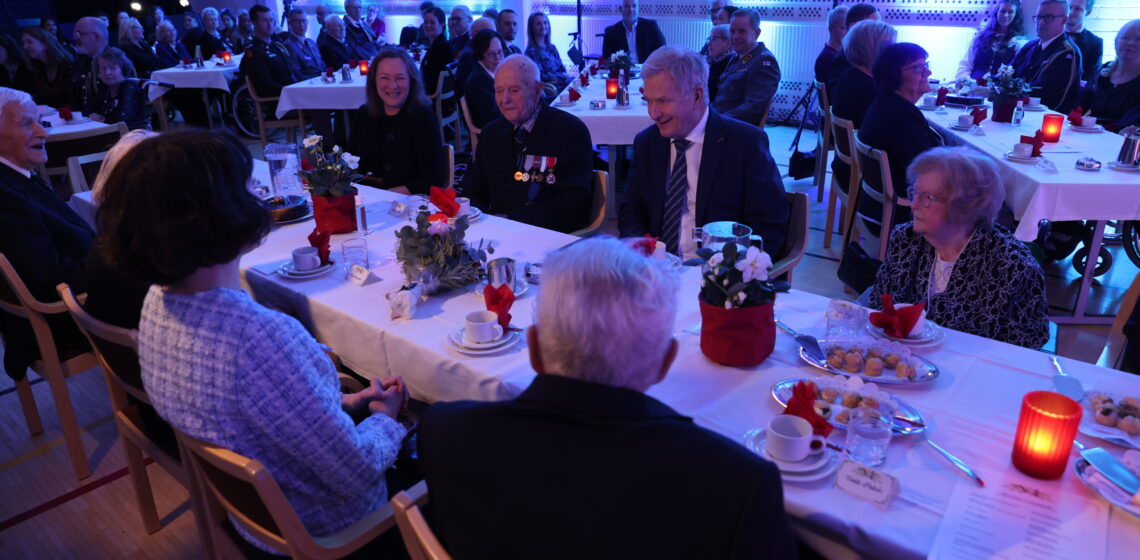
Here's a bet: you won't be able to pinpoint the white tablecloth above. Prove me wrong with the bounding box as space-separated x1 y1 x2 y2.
238 187 1140 559
43 113 118 137
276 76 368 118
148 55 243 101
924 107 1140 241
555 77 652 145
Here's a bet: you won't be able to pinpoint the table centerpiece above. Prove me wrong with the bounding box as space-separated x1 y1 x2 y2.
607 50 633 79
394 196 491 295
297 134 362 233
694 242 788 367
984 64 1030 123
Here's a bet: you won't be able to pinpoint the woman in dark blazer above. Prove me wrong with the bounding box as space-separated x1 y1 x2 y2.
154 20 189 68
464 29 505 129
419 7 451 96
1078 20 1140 132
118 18 162 77
349 47 445 195
84 48 148 130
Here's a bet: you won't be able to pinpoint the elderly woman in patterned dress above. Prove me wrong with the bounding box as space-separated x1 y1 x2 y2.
867 146 1050 349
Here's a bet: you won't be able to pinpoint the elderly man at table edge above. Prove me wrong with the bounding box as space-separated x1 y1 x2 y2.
712 9 780 127
1010 0 1083 113
70 16 110 109
620 46 788 259
460 55 592 233
602 0 666 64
0 87 94 381
419 237 797 559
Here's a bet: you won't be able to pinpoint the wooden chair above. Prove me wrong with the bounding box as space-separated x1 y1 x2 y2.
443 144 455 189
853 135 898 262
178 430 404 559
391 482 450 560
244 75 305 150
570 171 608 237
431 66 461 153
823 110 860 249
1098 273 1140 370
458 97 480 157
0 252 97 479
757 98 774 128
65 151 108 194
43 122 127 186
768 191 810 282
813 79 831 200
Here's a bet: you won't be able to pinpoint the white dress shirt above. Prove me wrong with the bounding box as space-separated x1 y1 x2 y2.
624 21 639 64
0 155 32 179
667 106 710 259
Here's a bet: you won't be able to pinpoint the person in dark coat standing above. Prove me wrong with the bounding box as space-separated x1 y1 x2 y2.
601 0 666 63
1010 0 1082 113
1066 0 1103 82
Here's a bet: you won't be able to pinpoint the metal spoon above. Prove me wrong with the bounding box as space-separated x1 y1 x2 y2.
893 416 985 487
1050 356 1085 401
774 318 826 362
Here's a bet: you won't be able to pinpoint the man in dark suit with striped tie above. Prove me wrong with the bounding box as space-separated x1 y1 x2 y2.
0 88 94 381
619 46 787 260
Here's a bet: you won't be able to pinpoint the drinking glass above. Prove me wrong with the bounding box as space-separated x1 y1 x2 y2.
265 143 300 198
405 194 429 221
341 238 369 274
846 408 893 467
825 300 867 342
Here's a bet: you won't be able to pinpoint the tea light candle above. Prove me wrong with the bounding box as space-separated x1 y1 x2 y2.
1011 391 1082 479
222 51 232 63
359 60 369 75
1042 114 1064 143
606 78 619 99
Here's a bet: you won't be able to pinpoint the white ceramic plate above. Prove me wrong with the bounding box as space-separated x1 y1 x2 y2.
1069 124 1105 133
779 450 843 483
799 338 940 384
277 262 335 279
1023 105 1045 111
445 329 521 355
1079 392 1140 449
866 318 944 346
1004 151 1039 164
60 116 92 125
742 428 833 473
275 211 314 225
1108 161 1140 173
447 327 515 350
552 101 577 108
950 123 973 131
1074 459 1140 519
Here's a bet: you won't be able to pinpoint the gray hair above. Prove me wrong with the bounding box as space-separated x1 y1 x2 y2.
77 16 109 43
537 237 680 390
642 45 709 100
710 24 730 42
843 20 897 69
0 87 36 121
452 5 473 19
907 147 1005 227
1040 0 1071 11
156 19 176 35
118 17 142 45
471 16 495 35
498 54 540 87
92 129 158 202
827 5 850 29
732 8 760 30
325 14 344 28
201 7 219 21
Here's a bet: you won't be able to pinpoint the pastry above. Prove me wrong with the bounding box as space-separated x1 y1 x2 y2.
864 357 884 377
865 346 883 359
896 361 917 380
861 396 881 410
821 387 840 402
1094 406 1119 427
844 351 864 373
835 409 851 424
1118 415 1140 435
826 353 844 369
841 391 861 408
882 353 901 369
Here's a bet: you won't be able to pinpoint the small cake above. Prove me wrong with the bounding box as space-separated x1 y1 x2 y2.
864 357 884 377
1089 392 1113 409
841 391 861 408
844 351 864 373
1094 406 1119 427
896 361 918 380
1118 415 1140 435
861 396 881 410
835 409 851 424
827 353 845 369
821 387 840 402
882 353 902 369
865 346 883 359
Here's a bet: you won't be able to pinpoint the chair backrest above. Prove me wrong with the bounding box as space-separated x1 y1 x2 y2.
458 97 480 155
443 144 455 189
757 98 773 128
1099 272 1140 370
57 283 146 406
772 191 809 275
569 171 608 237
44 122 128 176
244 74 278 103
0 252 78 380
814 79 830 114
391 482 450 560
829 109 856 168
853 134 896 204
66 151 108 195
434 67 460 151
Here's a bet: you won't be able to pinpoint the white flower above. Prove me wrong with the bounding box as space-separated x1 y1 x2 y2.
736 292 746 303
724 300 733 310
735 246 772 283
342 152 360 169
708 252 723 268
427 219 452 236
331 144 341 154
302 135 322 148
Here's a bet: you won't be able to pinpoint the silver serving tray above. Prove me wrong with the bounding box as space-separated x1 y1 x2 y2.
770 378 926 435
798 339 940 385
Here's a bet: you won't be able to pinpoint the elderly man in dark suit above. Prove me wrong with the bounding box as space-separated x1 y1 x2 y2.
1011 0 1082 113
460 55 592 233
420 236 797 559
712 9 781 127
318 14 371 70
1066 0 1103 82
622 45 788 258
0 88 94 381
601 0 666 64
343 0 379 60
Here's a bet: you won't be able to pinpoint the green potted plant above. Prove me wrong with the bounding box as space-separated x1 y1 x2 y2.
984 64 1030 123
297 135 363 233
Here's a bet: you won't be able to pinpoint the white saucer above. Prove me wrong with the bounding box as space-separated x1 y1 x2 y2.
613 104 633 110
1069 124 1105 133
950 123 973 131
448 327 514 350
917 105 938 111
450 207 483 223
446 329 521 355
742 429 832 473
1023 105 1045 111
1108 161 1140 172
552 101 577 108
275 211 314 225
278 262 335 279
1004 151 1039 163
59 117 92 125
778 451 842 482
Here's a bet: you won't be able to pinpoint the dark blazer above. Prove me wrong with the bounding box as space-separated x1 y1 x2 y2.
461 105 593 233
119 41 163 78
814 44 839 84
195 31 236 58
1011 34 1082 113
155 40 190 68
601 18 666 64
317 34 369 71
707 53 730 103
831 67 875 130
1068 28 1103 83
0 164 94 380
240 36 298 98
1079 64 1140 131
419 374 798 560
83 80 148 130
453 47 475 98
618 109 788 258
343 17 379 61
421 34 453 95
348 103 445 195
825 51 852 100
464 65 500 128
857 92 943 228
712 43 780 126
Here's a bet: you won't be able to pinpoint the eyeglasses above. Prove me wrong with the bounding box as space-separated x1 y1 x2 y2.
1032 15 1065 22
906 186 949 208
902 61 931 74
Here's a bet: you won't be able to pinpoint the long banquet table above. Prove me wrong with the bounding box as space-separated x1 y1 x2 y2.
239 186 1140 559
276 75 368 118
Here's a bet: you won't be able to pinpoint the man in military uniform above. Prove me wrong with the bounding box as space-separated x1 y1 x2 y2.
282 7 325 79
461 55 593 233
1066 0 1103 82
1011 0 1082 113
69 17 109 109
712 9 780 127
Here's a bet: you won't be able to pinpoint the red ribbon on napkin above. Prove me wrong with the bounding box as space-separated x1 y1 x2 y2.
1067 105 1084 126
783 381 834 438
483 283 515 331
307 228 332 265
429 186 460 218
970 106 988 125
935 87 949 106
568 88 582 102
630 234 659 256
58 106 73 120
868 294 925 338
1019 130 1045 157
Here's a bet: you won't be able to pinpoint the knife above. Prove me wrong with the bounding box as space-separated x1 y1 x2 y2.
1081 447 1140 495
774 318 826 362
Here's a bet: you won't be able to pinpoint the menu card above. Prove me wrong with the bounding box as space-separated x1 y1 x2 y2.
928 471 1107 560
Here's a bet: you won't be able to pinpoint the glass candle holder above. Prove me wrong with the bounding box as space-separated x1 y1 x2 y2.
222 51 232 63
1011 391 1082 479
1041 114 1064 143
606 78 619 99
359 60 369 75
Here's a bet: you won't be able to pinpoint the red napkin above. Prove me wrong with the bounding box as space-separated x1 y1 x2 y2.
349 59 357 69
783 381 834 438
976 77 988 87
631 234 659 256
970 106 987 125
1067 105 1084 126
215 50 225 58
868 294 925 338
1019 130 1045 157
58 106 73 120
429 186 460 217
589 63 599 76
483 283 514 331
325 67 335 77
568 88 582 102
935 87 949 106
307 228 332 265
181 57 193 65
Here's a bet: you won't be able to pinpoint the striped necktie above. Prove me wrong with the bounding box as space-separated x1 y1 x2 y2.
661 138 692 255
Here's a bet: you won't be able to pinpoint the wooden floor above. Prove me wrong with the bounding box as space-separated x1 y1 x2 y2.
0 124 1130 558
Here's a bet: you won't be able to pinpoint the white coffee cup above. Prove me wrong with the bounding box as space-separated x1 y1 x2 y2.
559 92 571 104
765 415 826 463
464 310 503 344
922 95 936 108
1028 96 1041 107
1012 142 1033 158
291 247 320 271
456 196 471 216
1081 116 1097 128
957 114 973 127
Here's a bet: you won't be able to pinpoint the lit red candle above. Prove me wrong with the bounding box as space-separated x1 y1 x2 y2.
606 78 619 100
1011 391 1082 479
359 60 369 75
222 51 232 63
1041 114 1064 143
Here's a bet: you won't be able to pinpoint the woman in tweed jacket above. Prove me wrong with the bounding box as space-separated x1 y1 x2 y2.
868 147 1050 349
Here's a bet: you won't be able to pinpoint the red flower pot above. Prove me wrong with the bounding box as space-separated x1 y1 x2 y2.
698 298 776 367
991 97 1026 123
312 190 357 233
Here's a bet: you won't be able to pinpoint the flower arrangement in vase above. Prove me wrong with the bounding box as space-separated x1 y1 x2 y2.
984 65 1030 122
394 211 492 294
607 50 633 77
693 242 788 367
297 135 363 233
